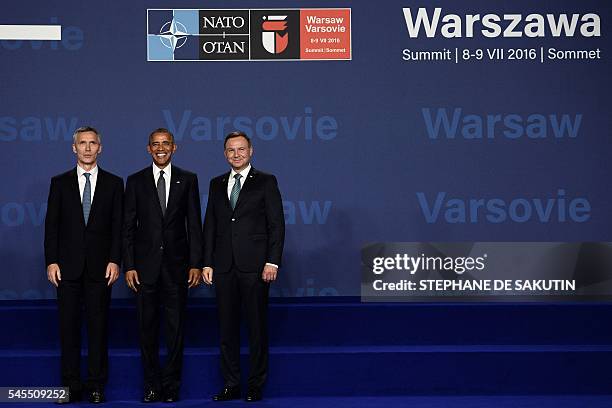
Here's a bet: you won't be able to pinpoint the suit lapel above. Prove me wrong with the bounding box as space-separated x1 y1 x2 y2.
165 167 181 218
220 172 232 210
69 168 86 227
148 167 164 218
87 168 104 225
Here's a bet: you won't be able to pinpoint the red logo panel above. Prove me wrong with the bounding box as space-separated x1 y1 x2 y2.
300 9 351 60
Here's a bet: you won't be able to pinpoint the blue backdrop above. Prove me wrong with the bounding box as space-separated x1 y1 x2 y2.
1 0 610 299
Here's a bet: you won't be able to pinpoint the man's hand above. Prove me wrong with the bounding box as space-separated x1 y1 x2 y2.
188 268 201 288
105 262 119 286
47 263 61 287
126 270 140 292
202 267 213 285
262 264 278 283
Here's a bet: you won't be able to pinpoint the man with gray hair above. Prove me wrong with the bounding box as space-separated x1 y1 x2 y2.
45 126 123 403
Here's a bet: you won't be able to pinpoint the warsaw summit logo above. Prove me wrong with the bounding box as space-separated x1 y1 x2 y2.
147 9 351 61
261 15 289 54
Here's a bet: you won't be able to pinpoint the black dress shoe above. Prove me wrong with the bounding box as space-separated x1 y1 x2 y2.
163 390 179 403
245 388 262 402
212 386 240 401
142 389 161 403
89 390 105 404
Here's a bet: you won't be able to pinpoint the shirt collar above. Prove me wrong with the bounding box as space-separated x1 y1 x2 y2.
77 164 98 177
230 164 251 180
152 162 172 179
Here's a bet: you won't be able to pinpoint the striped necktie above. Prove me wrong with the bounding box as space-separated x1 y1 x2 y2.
230 173 242 210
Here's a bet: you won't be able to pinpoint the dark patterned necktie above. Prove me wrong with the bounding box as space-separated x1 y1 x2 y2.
157 170 166 214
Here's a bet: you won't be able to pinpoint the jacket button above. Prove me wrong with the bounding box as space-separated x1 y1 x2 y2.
231 218 236 222
160 245 164 250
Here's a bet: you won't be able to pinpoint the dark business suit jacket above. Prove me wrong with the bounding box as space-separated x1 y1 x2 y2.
203 167 285 274
44 167 124 281
123 165 203 284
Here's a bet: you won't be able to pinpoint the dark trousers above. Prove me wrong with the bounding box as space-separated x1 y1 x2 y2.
136 264 187 393
57 271 111 393
215 265 269 389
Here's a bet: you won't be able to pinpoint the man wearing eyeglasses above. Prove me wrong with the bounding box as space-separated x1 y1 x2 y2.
123 128 203 403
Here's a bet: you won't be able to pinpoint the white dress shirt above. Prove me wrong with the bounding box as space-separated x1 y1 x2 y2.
77 164 98 204
227 164 251 200
152 163 171 207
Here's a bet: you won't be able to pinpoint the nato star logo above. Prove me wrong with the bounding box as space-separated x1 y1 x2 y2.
158 19 188 50
148 9 200 60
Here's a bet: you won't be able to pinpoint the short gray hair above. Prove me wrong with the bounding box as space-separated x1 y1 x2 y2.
73 126 102 144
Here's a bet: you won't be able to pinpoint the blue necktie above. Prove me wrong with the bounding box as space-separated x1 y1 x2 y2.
83 172 91 225
230 173 242 210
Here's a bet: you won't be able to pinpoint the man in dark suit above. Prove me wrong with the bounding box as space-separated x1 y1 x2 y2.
44 126 123 404
202 131 285 402
123 128 202 403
